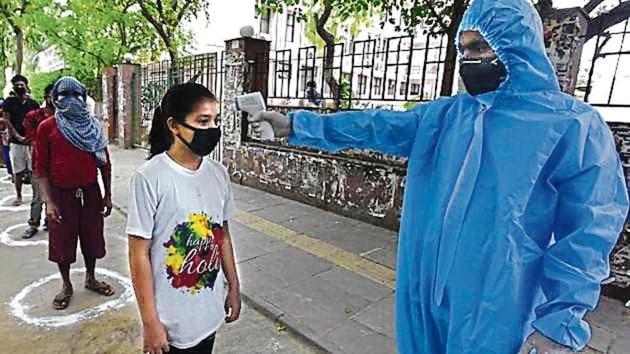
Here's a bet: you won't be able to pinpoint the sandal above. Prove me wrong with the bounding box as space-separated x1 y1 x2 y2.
12 198 22 206
53 286 73 310
85 280 115 297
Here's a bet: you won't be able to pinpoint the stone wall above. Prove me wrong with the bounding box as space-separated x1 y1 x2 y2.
101 64 141 148
101 67 117 143
225 142 407 230
543 7 588 94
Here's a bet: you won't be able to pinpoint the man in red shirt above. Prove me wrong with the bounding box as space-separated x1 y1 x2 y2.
36 77 114 310
20 84 55 239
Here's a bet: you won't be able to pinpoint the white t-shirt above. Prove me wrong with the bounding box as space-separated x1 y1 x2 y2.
125 152 237 349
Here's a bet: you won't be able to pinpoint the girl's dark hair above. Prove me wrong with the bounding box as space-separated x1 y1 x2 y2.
148 83 216 159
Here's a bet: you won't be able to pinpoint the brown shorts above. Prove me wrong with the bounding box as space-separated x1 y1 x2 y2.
48 183 105 264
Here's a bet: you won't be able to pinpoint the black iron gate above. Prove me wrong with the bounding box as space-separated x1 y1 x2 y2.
580 19 630 294
138 52 225 161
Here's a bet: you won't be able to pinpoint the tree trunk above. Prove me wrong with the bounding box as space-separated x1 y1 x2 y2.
315 3 340 109
167 44 179 84
440 32 457 96
585 1 630 41
15 27 23 75
439 2 467 96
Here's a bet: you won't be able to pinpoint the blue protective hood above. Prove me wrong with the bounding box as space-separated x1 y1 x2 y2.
457 0 560 93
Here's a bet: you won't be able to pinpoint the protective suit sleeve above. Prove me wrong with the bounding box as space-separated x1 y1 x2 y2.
287 107 422 157
532 125 629 351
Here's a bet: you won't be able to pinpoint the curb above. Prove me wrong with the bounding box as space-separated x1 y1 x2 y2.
112 201 331 354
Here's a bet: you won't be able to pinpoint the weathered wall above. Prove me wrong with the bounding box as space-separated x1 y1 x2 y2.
101 67 117 142
102 64 145 148
543 7 588 94
225 142 407 230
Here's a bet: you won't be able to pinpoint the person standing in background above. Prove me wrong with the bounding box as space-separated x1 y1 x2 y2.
3 75 40 205
20 84 55 239
0 100 12 177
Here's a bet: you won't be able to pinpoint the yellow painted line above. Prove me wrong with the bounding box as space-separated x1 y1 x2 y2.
234 211 396 289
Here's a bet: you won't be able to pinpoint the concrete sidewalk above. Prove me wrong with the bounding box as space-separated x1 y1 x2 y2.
109 146 629 354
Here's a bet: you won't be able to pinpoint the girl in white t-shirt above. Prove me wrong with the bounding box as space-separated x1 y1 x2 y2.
126 83 240 354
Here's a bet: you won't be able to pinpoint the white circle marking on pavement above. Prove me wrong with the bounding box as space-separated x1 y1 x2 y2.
0 223 48 247
0 193 33 212
0 175 11 184
8 267 134 328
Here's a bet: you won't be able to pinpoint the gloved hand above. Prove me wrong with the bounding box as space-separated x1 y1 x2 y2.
249 111 291 139
518 332 574 354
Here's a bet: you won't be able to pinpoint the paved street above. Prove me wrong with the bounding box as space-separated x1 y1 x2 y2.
0 170 319 354
0 145 629 353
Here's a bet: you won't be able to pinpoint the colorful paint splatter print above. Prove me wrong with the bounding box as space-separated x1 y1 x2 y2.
163 213 224 294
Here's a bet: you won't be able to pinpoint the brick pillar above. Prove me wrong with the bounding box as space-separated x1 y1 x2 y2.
101 67 117 143
221 37 270 168
543 8 588 94
115 63 141 149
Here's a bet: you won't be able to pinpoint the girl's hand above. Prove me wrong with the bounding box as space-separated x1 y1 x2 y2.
143 320 170 354
224 286 241 323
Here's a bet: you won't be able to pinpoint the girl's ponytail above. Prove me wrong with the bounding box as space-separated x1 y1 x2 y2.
148 105 171 159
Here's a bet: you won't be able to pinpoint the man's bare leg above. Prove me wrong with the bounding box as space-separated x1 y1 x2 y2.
84 256 115 296
13 171 23 206
53 263 73 310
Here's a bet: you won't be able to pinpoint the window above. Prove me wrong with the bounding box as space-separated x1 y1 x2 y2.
358 75 368 95
400 81 407 96
410 83 420 95
300 66 316 92
286 12 295 42
260 9 271 34
387 79 396 95
373 77 382 96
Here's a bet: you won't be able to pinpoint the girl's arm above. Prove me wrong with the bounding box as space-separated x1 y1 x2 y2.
221 222 241 323
128 235 169 354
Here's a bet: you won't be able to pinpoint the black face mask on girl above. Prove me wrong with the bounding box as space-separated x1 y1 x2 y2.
459 56 507 95
176 121 221 156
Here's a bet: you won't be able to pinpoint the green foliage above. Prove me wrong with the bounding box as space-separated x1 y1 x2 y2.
403 99 419 110
25 0 163 94
257 0 376 50
133 0 211 63
1 0 209 95
256 0 468 40
26 70 61 102
339 78 353 109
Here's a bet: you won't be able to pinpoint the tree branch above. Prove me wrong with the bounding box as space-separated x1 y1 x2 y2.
0 2 18 30
47 30 107 66
138 0 171 49
448 0 469 34
315 3 334 47
426 1 448 32
584 0 604 14
586 1 630 41
156 0 164 17
175 1 195 23
315 2 340 107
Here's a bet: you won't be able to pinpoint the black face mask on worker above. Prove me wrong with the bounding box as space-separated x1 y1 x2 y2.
176 121 221 156
459 57 507 96
14 86 27 96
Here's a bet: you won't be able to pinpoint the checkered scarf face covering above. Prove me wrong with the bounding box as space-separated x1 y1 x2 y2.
52 77 108 165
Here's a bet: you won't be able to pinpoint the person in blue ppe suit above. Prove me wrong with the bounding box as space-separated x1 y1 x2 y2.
250 0 629 352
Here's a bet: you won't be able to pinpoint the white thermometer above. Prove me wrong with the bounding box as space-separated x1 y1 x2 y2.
236 92 275 140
